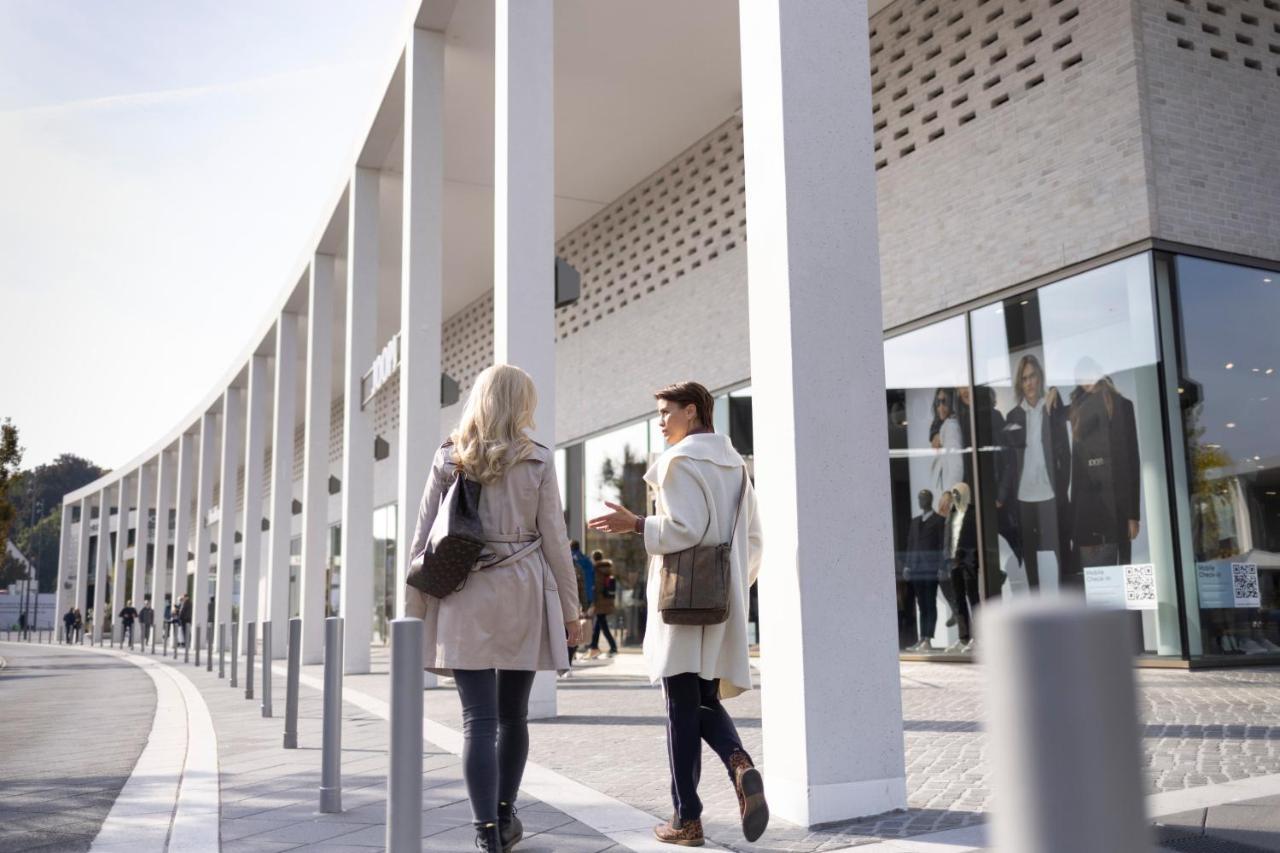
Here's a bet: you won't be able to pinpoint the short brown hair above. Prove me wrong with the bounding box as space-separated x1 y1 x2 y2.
654 381 715 431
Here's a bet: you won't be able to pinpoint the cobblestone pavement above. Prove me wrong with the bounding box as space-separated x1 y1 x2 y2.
0 641 155 853
161 644 620 853
358 651 1280 852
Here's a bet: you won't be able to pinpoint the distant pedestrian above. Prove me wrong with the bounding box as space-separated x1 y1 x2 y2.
17 610 27 638
118 601 139 647
72 608 83 643
162 595 173 644
63 606 76 643
565 540 594 673
139 598 155 647
179 595 193 647
587 550 618 659
590 380 768 846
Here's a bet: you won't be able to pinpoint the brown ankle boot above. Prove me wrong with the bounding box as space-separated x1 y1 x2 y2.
729 750 769 842
653 815 704 846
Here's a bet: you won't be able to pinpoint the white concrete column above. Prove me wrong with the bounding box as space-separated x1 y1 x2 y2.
74 497 91 617
112 475 131 640
300 256 335 665
341 167 379 674
132 463 154 610
494 0 558 719
215 385 244 648
395 26 445 625
267 312 299 659
54 501 73 638
171 432 196 606
92 487 112 642
240 353 270 648
194 411 217 638
151 447 175 622
738 0 906 826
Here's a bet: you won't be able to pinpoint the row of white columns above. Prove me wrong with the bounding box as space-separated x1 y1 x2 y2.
52 0 903 825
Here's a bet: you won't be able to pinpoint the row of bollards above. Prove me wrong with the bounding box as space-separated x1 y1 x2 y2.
94 608 430 849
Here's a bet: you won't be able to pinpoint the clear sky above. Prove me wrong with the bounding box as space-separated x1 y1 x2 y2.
0 0 410 470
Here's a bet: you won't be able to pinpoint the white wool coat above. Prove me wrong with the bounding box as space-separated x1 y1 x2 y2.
642 432 763 699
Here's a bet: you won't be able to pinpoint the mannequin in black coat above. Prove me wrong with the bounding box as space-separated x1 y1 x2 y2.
1067 375 1141 583
903 490 946 649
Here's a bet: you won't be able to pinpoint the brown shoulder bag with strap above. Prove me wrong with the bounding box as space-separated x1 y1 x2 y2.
658 469 749 626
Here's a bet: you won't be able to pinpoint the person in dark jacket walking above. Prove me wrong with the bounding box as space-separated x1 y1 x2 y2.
179 595 193 647
63 606 76 643
118 602 139 647
139 598 155 647
587 550 618 658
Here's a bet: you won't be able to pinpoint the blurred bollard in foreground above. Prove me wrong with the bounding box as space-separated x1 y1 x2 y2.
245 622 256 700
980 598 1151 853
386 618 423 853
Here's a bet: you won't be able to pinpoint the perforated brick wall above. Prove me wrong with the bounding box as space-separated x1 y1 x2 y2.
1137 0 1280 257
870 0 1087 170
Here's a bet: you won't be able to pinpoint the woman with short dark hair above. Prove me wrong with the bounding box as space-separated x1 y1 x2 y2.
590 380 767 846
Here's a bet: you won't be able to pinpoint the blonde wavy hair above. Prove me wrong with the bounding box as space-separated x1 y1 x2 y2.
449 364 538 483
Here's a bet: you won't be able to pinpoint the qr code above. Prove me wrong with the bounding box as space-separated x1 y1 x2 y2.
1233 564 1260 602
1125 564 1156 605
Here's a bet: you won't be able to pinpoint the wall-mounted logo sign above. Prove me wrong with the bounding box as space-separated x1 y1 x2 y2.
361 333 401 408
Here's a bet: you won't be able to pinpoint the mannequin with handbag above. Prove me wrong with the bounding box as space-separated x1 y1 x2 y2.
589 381 766 847
405 364 583 853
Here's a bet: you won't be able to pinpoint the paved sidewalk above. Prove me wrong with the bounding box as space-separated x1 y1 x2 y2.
0 642 155 853
156 643 619 852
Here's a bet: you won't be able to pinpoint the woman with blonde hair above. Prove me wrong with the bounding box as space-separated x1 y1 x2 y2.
407 364 584 853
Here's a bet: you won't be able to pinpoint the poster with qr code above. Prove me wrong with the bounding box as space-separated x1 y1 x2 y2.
1231 563 1261 608
1083 564 1157 610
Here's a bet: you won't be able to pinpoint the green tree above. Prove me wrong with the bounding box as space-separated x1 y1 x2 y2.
0 419 23 549
18 508 61 593
8 453 106 541
0 547 27 589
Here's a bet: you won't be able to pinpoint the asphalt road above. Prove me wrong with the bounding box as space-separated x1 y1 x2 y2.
0 642 155 852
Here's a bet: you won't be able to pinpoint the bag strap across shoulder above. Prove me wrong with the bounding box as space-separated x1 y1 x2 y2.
695 466 749 545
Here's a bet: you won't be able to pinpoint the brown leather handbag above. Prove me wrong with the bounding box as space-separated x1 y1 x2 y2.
658 470 748 625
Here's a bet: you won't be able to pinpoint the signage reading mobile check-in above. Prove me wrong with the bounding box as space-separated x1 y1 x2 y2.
361 333 400 408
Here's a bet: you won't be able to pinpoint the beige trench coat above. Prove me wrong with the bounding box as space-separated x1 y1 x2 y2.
405 442 581 675
642 432 763 699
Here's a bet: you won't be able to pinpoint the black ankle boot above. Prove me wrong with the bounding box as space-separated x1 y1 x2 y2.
498 801 523 851
475 822 502 852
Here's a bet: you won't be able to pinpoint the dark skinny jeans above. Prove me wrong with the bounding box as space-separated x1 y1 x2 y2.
591 614 617 653
452 668 537 827
663 673 749 821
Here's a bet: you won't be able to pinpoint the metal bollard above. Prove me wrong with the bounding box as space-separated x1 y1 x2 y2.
230 622 239 688
319 617 344 813
218 623 226 679
386 618 424 853
193 626 200 666
283 617 301 749
261 621 273 718
245 622 255 700
206 624 213 672
981 599 1150 853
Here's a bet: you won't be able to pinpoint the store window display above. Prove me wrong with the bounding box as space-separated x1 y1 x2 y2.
1173 255 1280 657
969 254 1181 656
884 317 973 654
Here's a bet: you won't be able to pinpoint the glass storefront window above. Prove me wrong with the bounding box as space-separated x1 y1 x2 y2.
1173 256 1280 657
372 504 397 645
969 253 1180 655
327 523 341 617
584 421 654 646
883 316 975 655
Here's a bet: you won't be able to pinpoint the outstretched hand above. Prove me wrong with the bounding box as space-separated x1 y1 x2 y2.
588 501 639 534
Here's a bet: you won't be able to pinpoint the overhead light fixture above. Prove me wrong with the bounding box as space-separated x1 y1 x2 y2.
1268 491 1278 496
1226 363 1235 369
1226 422 1237 429
1253 368 1262 373
1265 278 1273 283
1267 368 1275 375
1178 387 1185 394
1020 299 1030 306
